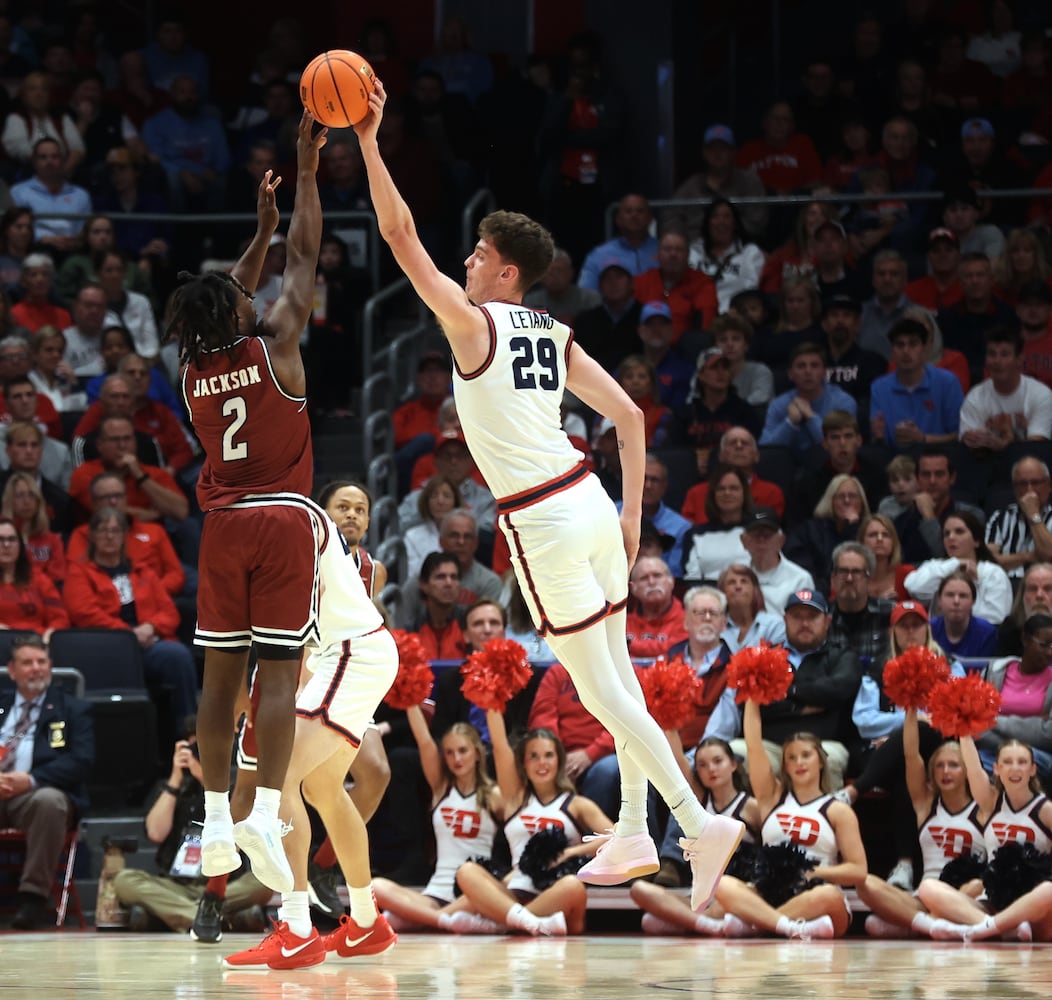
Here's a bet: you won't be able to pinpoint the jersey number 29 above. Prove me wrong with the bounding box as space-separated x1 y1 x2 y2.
510 336 559 390
222 396 248 461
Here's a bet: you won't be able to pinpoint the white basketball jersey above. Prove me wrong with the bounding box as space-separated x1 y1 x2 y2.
760 789 839 867
984 791 1052 856
704 790 757 845
918 797 986 881
505 790 584 894
452 303 585 501
422 785 498 902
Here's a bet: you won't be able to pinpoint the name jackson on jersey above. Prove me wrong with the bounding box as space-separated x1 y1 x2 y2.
189 364 263 397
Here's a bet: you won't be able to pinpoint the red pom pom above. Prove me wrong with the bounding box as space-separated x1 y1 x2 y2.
635 656 704 730
460 639 534 712
383 630 435 710
882 646 953 710
726 641 794 706
926 674 1002 739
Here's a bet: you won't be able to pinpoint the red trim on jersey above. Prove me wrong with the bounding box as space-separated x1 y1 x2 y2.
564 325 575 368
454 306 498 380
295 638 362 748
496 462 587 514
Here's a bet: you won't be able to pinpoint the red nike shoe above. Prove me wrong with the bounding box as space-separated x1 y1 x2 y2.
322 913 397 958
223 919 326 970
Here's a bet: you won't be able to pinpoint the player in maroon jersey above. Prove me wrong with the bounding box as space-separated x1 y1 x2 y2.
163 112 327 893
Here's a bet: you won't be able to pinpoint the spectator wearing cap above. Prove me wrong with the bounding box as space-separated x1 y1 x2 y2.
577 193 658 291
937 252 1017 384
625 555 687 658
667 124 767 243
959 325 1052 452
636 301 694 411
941 187 1005 261
739 508 814 614
710 314 774 406
904 228 963 312
736 101 822 194
869 319 965 452
984 455 1052 582
1016 281 1052 391
760 341 857 458
523 247 599 327
393 352 451 495
732 588 862 790
681 426 785 524
572 261 642 373
811 219 863 302
632 230 718 341
949 117 1029 229
408 396 486 492
677 346 759 455
858 249 915 360
827 541 893 666
687 197 765 314
820 293 887 405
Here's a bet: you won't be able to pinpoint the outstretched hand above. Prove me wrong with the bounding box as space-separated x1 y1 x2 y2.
353 79 387 144
296 110 328 174
256 168 282 232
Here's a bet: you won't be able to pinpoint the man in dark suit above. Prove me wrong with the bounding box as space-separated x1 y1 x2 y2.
0 635 93 929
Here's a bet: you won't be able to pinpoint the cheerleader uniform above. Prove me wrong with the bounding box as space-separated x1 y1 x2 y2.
704 790 756 844
980 792 1052 910
421 785 498 903
708 790 758 881
755 789 839 905
983 792 1052 856
918 798 986 882
505 791 586 896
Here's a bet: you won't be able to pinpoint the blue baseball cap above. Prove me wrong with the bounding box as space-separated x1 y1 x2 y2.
640 301 672 323
785 589 830 614
704 124 736 146
961 118 994 139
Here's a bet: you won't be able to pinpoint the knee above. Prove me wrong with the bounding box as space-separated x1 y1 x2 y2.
25 786 71 824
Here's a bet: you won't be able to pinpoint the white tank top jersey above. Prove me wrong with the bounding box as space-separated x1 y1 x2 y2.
704 789 757 845
422 785 498 902
918 797 986 881
452 302 586 503
760 789 839 868
983 791 1052 856
504 790 585 894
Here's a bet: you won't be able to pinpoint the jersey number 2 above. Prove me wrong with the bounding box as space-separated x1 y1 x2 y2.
222 396 248 461
510 336 559 390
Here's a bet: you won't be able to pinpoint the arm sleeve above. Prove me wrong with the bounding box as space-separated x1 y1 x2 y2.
702 687 742 741
1027 384 1052 439
526 666 560 731
792 648 862 707
852 674 904 741
759 397 794 446
30 700 94 791
904 558 959 601
958 387 985 436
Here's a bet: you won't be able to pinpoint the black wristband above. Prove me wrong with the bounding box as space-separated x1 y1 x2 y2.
135 472 149 486
163 784 180 796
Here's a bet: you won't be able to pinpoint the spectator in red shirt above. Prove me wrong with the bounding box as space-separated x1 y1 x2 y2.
0 515 68 639
632 230 717 340
410 551 466 660
0 341 62 439
905 227 963 311
394 349 451 496
626 556 687 658
1 472 66 586
736 101 822 193
10 253 72 334
681 426 785 524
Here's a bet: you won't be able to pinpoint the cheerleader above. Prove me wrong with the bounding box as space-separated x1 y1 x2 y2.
917 737 1052 941
708 700 867 939
631 736 760 933
373 708 502 930
452 710 613 936
857 706 985 937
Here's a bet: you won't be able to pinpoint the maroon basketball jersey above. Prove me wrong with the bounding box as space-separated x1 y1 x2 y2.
357 546 376 598
183 337 313 510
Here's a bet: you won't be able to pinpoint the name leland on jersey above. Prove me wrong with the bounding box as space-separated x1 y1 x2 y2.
190 364 263 397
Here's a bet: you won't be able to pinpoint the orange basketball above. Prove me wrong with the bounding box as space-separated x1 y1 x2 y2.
300 50 376 128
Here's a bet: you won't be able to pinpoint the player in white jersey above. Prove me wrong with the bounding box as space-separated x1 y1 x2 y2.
374 715 503 930
857 708 985 938
707 700 866 939
224 498 399 969
355 78 743 913
918 736 1052 941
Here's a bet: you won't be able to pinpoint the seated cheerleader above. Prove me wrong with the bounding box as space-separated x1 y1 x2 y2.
631 736 760 933
452 710 613 936
857 705 985 938
917 737 1052 942
373 707 503 931
707 699 867 939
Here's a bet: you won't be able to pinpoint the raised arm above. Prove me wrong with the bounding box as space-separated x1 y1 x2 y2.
486 709 523 807
230 169 282 294
903 707 934 820
407 704 443 796
743 699 778 805
960 734 997 818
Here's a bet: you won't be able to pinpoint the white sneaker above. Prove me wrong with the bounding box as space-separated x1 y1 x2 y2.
233 815 294 893
680 813 745 911
446 911 502 934
201 817 239 877
865 914 910 939
640 913 684 935
537 911 567 937
786 915 835 940
886 859 914 892
720 914 755 938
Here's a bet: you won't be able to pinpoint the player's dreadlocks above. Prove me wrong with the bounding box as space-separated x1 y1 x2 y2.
164 270 253 368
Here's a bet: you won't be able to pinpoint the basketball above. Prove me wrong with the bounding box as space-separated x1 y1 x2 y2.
300 50 376 128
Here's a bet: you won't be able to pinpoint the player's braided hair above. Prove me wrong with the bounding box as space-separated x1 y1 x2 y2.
164 270 251 367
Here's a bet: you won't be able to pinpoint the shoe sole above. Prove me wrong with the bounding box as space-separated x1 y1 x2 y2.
189 928 223 943
577 860 660 886
687 819 746 912
201 842 240 878
234 821 294 894
266 951 327 970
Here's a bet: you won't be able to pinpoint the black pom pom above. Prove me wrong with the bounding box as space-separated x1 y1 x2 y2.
983 842 1052 911
725 841 760 883
753 842 818 908
452 856 510 899
939 852 987 889
518 827 571 891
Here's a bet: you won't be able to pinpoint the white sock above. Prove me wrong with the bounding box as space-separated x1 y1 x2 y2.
383 910 413 931
670 791 709 841
348 885 376 928
968 915 999 940
616 783 648 837
252 787 281 823
537 912 567 936
505 902 541 934
204 791 231 823
694 912 724 935
279 890 312 939
775 915 794 936
721 914 755 938
911 912 935 935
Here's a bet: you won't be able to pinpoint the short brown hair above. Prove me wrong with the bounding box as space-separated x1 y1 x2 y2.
822 410 859 436
710 313 754 346
477 211 554 294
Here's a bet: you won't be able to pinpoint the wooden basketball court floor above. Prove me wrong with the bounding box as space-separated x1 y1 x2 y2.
2 931 1051 999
